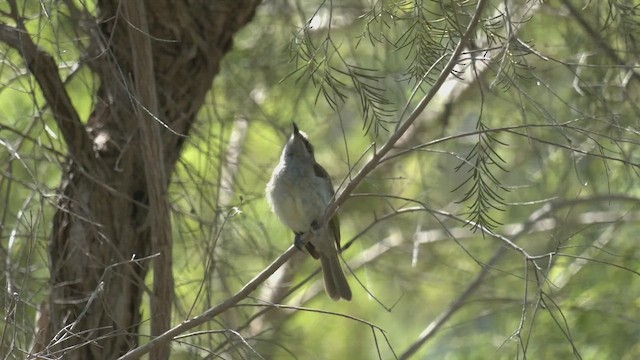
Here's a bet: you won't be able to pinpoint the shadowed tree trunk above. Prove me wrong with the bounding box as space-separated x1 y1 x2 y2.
0 1 262 359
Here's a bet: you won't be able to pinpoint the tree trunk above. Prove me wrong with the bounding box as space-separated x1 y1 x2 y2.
44 1 260 358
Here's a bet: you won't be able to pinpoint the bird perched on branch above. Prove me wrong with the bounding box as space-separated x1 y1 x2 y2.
266 123 352 301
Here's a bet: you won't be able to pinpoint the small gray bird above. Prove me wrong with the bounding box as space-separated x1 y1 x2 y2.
266 123 352 301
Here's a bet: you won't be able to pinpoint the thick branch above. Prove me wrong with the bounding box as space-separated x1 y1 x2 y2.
121 2 173 360
0 24 91 162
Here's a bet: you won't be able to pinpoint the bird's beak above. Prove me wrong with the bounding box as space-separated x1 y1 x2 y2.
292 122 300 135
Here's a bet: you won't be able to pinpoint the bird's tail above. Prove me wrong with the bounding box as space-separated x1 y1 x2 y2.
320 253 352 301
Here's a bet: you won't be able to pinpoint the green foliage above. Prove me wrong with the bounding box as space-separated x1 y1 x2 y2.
454 122 509 231
288 16 396 134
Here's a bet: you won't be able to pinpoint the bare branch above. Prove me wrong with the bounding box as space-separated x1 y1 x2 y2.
398 200 553 359
118 245 299 360
0 24 91 162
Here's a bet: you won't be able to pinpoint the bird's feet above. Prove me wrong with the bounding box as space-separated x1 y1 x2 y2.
294 232 305 251
310 220 320 231
294 221 321 250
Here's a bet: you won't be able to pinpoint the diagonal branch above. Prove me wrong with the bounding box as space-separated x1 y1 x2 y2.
0 24 91 162
318 0 489 231
560 0 640 84
397 201 553 359
118 245 299 360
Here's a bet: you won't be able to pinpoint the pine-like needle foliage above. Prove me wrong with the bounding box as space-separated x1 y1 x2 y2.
286 0 481 135
393 1 450 85
454 123 509 231
360 0 468 86
287 22 394 135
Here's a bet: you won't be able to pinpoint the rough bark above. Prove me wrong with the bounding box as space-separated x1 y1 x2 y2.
32 1 261 359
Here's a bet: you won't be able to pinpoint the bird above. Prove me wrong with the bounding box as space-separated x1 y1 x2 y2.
266 123 352 301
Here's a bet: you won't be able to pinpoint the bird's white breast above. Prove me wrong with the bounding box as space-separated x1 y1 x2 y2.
266 162 331 233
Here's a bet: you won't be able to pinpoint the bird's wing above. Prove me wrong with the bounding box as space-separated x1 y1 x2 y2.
329 216 341 248
312 162 334 196
313 162 341 247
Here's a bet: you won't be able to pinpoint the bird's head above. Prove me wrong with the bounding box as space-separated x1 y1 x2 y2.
284 122 316 162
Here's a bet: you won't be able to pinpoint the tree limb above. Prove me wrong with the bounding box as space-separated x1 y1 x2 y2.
121 2 174 360
0 24 91 163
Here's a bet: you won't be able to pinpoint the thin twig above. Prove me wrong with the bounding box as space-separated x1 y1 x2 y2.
118 245 299 360
397 199 552 359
